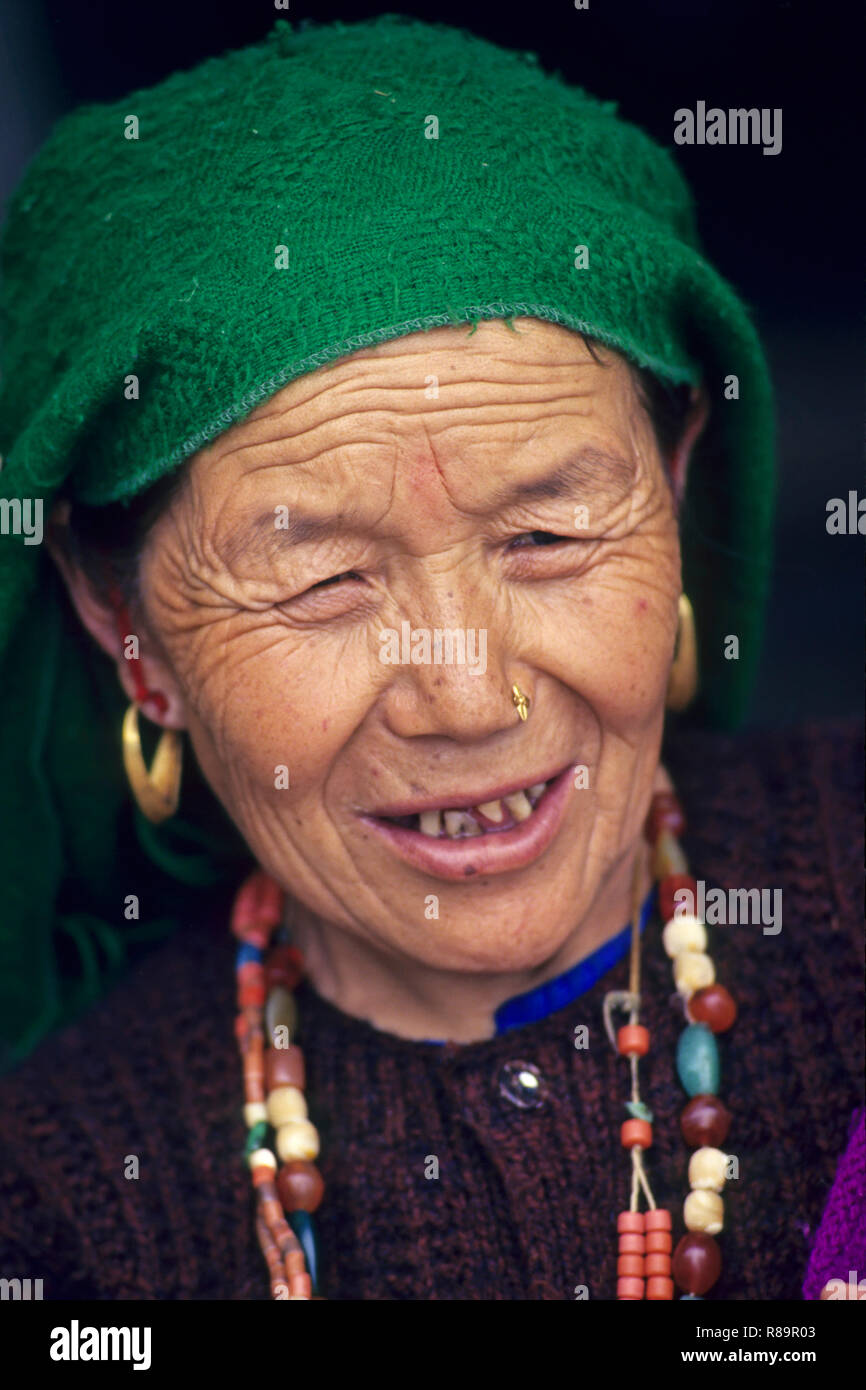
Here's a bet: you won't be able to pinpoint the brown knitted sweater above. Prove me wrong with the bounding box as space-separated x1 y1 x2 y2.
0 720 862 1300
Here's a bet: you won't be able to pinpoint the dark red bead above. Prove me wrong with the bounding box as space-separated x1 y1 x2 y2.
266 944 304 992
277 1160 325 1213
645 792 686 844
680 1094 732 1148
658 873 698 923
265 1044 305 1092
688 984 737 1033
672 1232 722 1295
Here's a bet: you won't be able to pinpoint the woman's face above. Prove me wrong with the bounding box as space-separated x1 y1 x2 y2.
130 319 684 973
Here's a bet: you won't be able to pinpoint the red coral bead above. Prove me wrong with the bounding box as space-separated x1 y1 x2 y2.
680 1094 732 1148
645 1209 672 1231
672 1233 723 1295
687 984 738 1033
267 944 305 992
617 1276 644 1300
617 1211 645 1234
646 1231 672 1254
230 870 284 941
646 1275 674 1300
239 982 266 1008
645 792 686 843
617 1025 650 1056
619 1233 645 1254
621 1119 653 1149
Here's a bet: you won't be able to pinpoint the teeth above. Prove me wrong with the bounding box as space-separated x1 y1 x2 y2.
503 791 533 822
419 810 442 837
443 810 482 838
410 781 548 837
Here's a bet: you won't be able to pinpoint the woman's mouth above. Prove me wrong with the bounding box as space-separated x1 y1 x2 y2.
359 763 575 881
385 780 549 837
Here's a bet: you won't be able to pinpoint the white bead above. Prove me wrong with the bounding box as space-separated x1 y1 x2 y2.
674 950 715 996
275 1119 320 1163
688 1147 729 1192
684 1189 724 1234
662 915 707 957
266 1085 308 1127
244 1102 268 1129
247 1147 276 1172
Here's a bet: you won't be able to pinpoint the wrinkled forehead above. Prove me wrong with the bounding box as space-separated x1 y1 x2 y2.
182 320 650 508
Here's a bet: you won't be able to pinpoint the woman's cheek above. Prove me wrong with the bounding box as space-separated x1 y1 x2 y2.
522 562 675 722
188 624 372 804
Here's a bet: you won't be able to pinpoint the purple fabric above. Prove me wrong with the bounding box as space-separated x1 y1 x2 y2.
802 1107 866 1298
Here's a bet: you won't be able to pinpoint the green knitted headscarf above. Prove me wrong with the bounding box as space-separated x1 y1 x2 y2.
0 14 774 1067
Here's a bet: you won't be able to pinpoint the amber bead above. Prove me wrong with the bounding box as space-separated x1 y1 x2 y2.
277 1159 325 1214
688 984 738 1034
645 792 686 843
265 1044 306 1093
275 1118 319 1162
621 1119 653 1149
680 1094 732 1148
672 1232 722 1295
617 1025 650 1057
684 1190 723 1234
659 873 698 924
266 1085 307 1127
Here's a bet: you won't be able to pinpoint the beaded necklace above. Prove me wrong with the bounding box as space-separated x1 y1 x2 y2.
230 787 736 1301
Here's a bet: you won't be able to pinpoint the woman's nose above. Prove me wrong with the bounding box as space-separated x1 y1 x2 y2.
378 621 530 743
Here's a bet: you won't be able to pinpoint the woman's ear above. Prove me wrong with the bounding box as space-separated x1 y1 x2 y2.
44 499 188 730
670 385 710 506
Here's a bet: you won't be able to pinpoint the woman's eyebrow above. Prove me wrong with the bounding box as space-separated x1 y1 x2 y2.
487 447 636 507
227 447 636 564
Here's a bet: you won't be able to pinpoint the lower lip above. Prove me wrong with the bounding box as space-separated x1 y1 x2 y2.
359 764 575 881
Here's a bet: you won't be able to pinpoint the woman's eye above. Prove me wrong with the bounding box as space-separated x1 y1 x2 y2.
306 570 363 592
508 531 568 549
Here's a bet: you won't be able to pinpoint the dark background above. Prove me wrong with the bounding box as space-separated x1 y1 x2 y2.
1 0 862 726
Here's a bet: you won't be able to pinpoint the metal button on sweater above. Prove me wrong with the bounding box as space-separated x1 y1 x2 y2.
497 1061 547 1109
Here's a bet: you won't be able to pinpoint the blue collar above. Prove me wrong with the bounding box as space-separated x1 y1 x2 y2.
425 886 656 1043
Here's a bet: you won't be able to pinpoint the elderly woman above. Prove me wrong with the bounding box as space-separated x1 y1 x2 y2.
0 16 861 1304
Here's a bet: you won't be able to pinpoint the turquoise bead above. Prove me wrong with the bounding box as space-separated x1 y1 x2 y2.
288 1210 319 1294
244 1121 269 1156
676 1023 720 1096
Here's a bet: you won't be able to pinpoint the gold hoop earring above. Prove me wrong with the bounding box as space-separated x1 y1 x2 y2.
665 593 698 711
122 702 183 823
511 683 530 722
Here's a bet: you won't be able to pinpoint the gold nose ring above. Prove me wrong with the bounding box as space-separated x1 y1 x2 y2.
511 684 530 722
